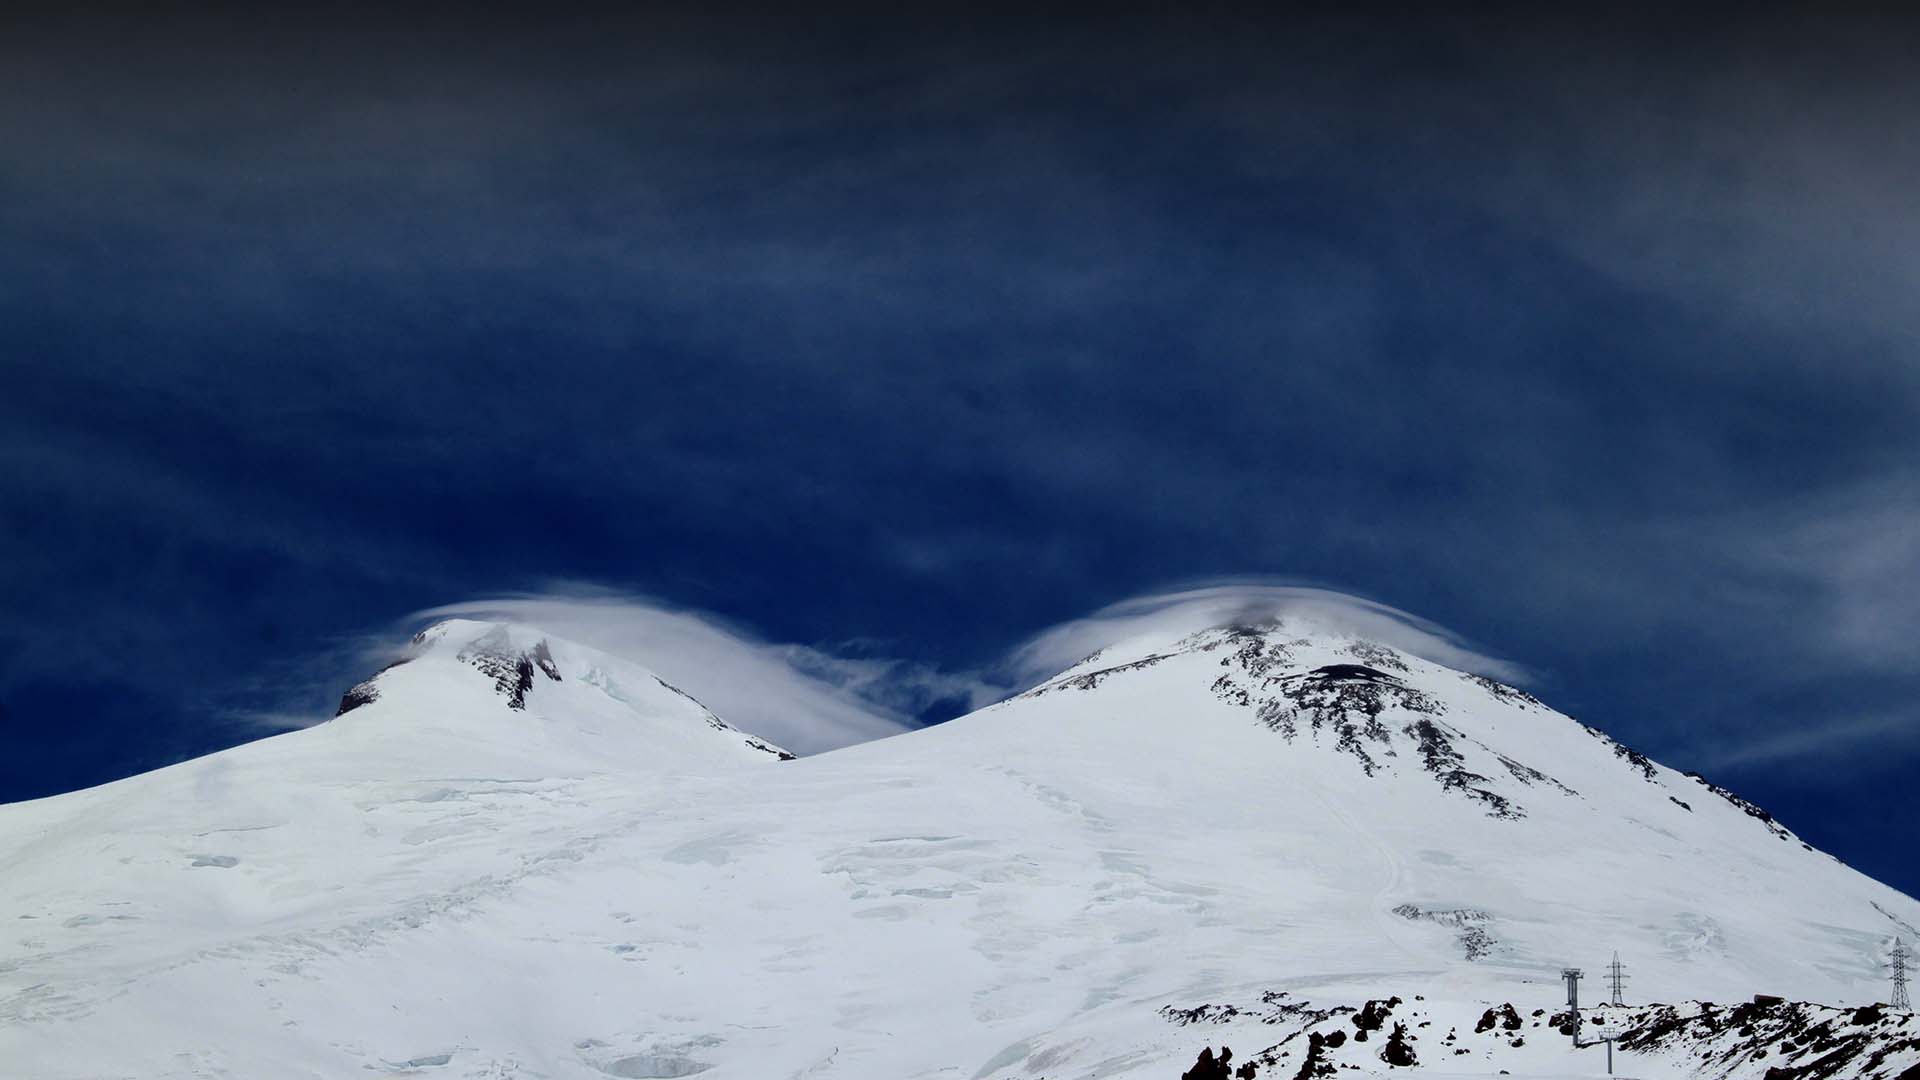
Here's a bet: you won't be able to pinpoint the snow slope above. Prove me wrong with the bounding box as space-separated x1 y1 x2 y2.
1 618 1914 1080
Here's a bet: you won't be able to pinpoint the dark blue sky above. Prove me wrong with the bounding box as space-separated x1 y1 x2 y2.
4 9 1919 894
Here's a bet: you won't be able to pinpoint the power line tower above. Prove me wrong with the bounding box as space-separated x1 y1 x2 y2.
1606 952 1629 1006
1894 939 1912 1010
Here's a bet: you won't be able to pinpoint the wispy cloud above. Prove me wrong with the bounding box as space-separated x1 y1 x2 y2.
1740 471 1920 669
1695 711 1920 775
412 587 995 755
225 709 338 734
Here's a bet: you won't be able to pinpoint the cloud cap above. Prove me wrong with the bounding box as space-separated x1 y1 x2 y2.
1007 581 1528 689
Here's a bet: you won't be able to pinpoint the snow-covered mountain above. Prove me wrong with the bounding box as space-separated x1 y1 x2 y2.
333 618 794 765
2 617 1915 1080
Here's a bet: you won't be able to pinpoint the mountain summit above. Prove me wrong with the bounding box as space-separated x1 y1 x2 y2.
1027 621 1802 836
329 618 792 763
1 617 1914 1079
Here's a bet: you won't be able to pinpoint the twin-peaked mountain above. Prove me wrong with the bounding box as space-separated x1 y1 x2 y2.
1 616 1914 1079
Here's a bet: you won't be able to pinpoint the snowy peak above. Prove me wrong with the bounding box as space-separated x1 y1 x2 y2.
336 619 563 717
446 622 563 711
329 618 792 764
1018 621 1805 843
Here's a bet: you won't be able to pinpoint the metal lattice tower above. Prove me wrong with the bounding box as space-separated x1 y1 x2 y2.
1894 939 1912 1010
1606 951 1629 1006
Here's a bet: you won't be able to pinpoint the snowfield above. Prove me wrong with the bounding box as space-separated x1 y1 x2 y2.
1 617 1915 1079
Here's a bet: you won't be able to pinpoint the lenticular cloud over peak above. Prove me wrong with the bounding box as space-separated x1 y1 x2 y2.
1005 582 1529 690
409 591 969 756
402 582 1526 758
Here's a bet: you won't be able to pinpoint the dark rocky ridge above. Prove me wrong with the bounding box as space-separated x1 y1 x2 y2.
457 626 562 711
333 657 411 717
1685 772 1800 843
1201 635 1560 819
1161 989 1920 1079
1393 904 1496 960
1609 997 1920 1079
